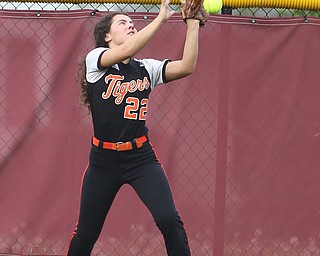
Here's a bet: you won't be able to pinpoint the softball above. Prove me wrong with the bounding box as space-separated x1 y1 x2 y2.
203 0 222 14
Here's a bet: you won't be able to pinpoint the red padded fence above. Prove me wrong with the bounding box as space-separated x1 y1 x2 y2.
0 10 320 255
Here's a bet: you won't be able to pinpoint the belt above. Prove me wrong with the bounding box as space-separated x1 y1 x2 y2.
92 135 148 151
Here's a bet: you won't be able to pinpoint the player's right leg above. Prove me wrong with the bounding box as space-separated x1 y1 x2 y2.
67 147 122 256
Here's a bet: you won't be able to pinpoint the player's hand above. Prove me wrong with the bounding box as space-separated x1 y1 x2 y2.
157 0 175 23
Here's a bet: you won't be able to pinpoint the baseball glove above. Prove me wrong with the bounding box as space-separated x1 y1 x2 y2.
180 0 209 26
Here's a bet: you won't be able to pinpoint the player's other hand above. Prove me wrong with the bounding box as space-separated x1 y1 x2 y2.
157 0 176 23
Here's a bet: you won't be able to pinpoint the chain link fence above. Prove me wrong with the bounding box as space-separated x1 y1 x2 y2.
1 1 320 16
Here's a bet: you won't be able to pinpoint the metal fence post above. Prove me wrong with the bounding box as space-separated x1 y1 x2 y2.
213 8 232 255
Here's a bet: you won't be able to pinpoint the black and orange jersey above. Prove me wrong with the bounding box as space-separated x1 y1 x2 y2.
86 47 170 142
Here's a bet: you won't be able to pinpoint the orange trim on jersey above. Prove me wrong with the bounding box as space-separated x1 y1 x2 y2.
66 163 89 255
149 141 173 191
149 141 162 165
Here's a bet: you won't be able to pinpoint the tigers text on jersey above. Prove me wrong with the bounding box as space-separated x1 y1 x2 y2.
86 47 170 142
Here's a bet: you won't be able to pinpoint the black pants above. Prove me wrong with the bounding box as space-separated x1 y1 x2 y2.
67 141 190 256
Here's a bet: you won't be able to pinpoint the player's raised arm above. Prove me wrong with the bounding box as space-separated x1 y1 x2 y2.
164 18 200 81
99 0 175 68
164 0 208 82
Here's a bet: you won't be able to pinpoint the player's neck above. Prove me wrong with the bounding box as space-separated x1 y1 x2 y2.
122 58 131 64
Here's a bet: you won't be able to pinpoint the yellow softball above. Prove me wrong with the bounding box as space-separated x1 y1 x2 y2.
203 0 223 14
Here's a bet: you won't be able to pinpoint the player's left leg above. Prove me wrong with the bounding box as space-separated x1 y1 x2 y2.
124 143 191 256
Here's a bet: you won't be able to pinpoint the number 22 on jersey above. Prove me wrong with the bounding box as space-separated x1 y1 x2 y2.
124 97 148 121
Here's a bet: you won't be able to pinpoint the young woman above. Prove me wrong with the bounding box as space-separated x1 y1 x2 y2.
67 0 203 255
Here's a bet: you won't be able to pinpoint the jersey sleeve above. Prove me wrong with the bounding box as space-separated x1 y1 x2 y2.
85 47 108 83
138 58 171 90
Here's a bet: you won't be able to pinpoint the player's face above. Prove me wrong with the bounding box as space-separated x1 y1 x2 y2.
104 14 137 48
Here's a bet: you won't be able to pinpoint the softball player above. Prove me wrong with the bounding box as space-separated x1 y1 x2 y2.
67 0 201 255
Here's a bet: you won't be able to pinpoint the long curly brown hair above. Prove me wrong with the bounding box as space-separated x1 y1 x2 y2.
77 12 127 112
76 56 90 111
